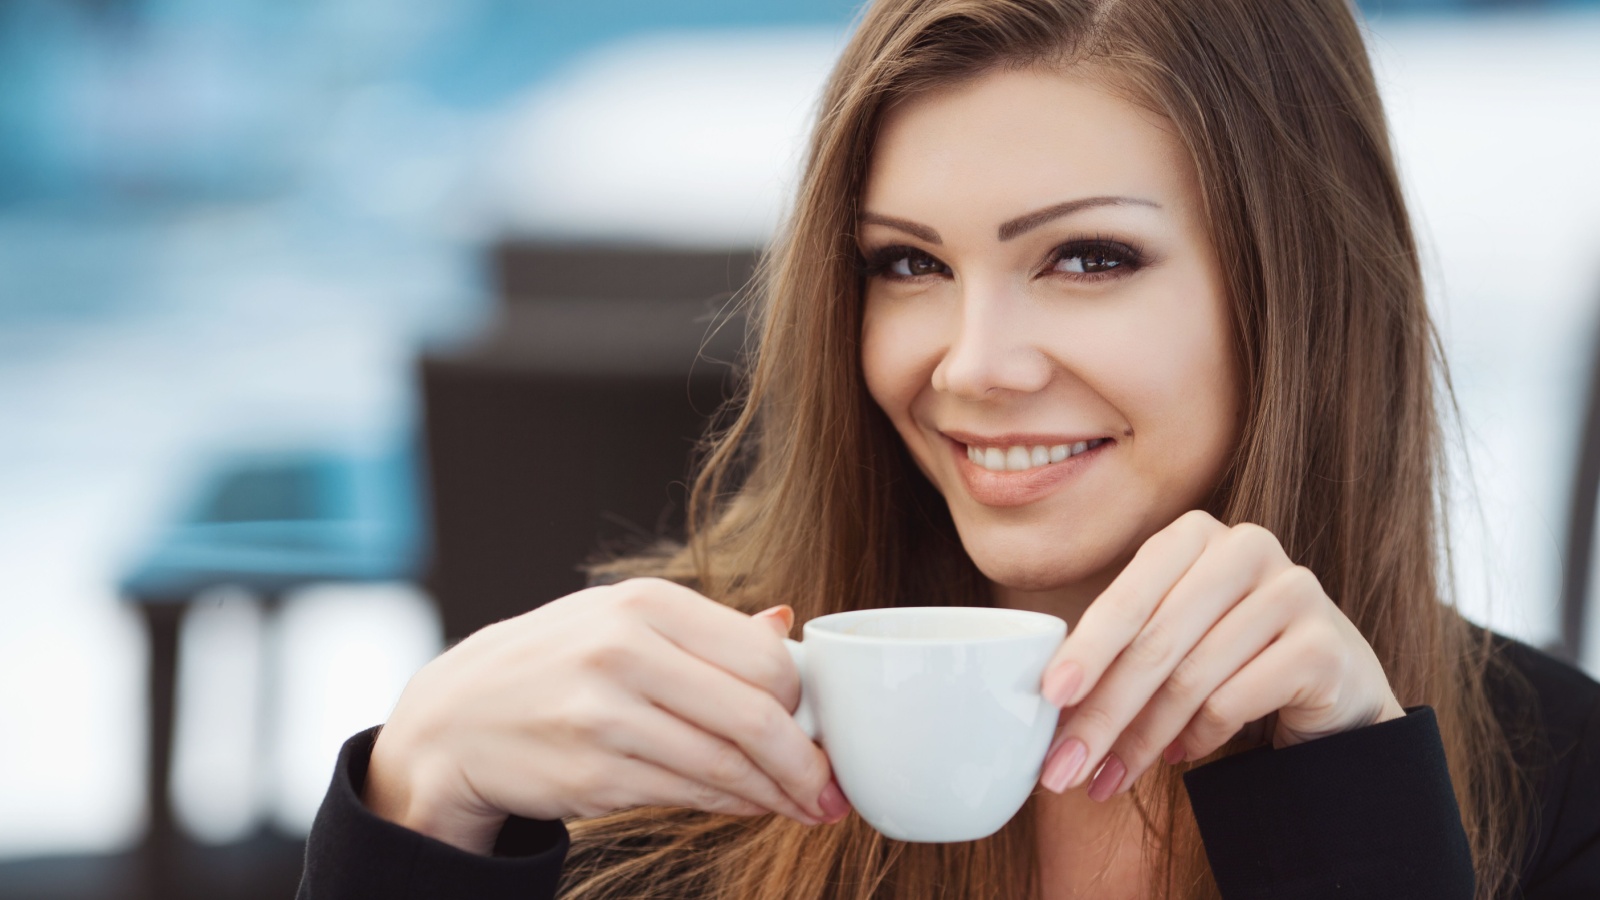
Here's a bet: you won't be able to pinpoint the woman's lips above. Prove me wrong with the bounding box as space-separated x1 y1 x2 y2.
947 436 1111 508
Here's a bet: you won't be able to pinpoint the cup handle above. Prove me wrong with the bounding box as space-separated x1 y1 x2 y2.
783 639 819 741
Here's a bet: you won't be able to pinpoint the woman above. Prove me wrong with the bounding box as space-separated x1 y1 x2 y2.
299 0 1600 897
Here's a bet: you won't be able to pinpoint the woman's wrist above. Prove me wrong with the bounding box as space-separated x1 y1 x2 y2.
363 727 508 857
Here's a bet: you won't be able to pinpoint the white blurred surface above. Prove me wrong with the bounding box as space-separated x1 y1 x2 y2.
266 583 441 835
171 588 265 843
169 584 441 843
476 28 848 246
1368 14 1600 656
0 548 144 857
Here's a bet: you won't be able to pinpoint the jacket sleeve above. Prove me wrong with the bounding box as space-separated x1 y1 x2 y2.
1182 705 1474 900
297 727 570 900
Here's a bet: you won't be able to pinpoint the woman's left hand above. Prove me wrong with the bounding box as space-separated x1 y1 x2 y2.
1037 510 1406 801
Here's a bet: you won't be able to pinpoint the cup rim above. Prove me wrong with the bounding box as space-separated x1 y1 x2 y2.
801 605 1066 644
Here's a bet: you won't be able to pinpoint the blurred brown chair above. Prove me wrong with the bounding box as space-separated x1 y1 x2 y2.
419 241 760 643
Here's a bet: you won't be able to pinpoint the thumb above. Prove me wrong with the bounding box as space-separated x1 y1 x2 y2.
752 605 795 637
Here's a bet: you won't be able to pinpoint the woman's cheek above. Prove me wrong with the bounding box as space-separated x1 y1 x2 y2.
860 323 908 426
861 299 941 420
1120 297 1239 501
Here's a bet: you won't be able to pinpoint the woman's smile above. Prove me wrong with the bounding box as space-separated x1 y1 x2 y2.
942 431 1116 508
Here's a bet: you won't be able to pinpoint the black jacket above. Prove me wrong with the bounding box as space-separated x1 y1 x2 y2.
297 631 1600 899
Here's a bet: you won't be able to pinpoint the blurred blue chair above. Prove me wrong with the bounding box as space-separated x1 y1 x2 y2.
120 443 426 899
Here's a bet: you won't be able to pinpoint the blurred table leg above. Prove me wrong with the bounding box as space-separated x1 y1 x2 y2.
136 600 187 900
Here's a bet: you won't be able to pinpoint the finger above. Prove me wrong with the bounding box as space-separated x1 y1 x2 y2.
611 579 801 709
1167 629 1321 764
1100 567 1311 796
602 755 772 820
613 701 821 824
1043 523 1286 793
753 605 795 637
1041 511 1222 708
623 626 833 820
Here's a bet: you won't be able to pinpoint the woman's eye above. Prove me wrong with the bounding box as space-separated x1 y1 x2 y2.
1051 241 1141 277
862 246 950 280
863 241 1140 282
889 250 947 278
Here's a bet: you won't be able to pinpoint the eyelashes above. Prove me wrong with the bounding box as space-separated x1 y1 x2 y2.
859 245 949 280
858 237 1148 283
1050 239 1145 277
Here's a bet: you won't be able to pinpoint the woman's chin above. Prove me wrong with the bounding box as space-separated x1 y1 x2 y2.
949 510 1143 598
965 549 1113 595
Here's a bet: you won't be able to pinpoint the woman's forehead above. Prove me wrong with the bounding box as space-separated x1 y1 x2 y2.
859 67 1198 236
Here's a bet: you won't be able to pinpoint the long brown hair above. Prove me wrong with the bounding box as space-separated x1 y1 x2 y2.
569 0 1536 897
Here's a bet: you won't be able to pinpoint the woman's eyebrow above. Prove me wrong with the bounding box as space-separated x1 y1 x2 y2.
858 212 942 244
997 196 1161 241
858 195 1161 246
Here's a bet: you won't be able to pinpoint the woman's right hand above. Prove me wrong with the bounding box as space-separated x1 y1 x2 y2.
361 577 847 855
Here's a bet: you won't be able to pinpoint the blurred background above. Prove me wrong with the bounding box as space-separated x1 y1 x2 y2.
0 0 1596 897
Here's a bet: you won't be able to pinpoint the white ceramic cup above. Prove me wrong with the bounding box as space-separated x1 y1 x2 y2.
783 606 1067 843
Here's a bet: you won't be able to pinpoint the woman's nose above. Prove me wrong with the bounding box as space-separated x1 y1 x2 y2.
929 288 1053 399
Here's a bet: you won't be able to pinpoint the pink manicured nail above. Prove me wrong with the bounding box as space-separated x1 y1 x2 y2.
1042 661 1083 707
754 605 795 632
1088 756 1126 803
1163 741 1186 765
1040 738 1087 793
818 780 850 822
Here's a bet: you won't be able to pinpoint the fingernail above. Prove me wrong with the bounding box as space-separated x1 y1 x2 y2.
1040 738 1087 793
1163 741 1185 765
755 605 794 634
1088 756 1126 803
818 780 850 822
1042 662 1082 708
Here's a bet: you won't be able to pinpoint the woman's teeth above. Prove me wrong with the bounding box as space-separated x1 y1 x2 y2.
965 439 1107 472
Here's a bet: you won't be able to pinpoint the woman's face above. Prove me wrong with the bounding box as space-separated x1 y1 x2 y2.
859 67 1240 609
